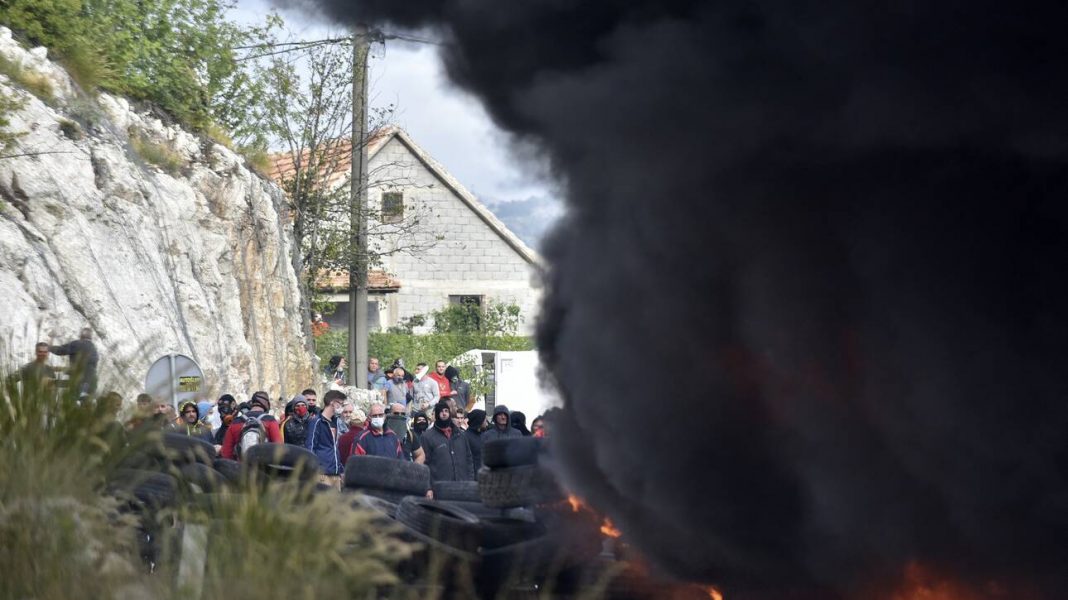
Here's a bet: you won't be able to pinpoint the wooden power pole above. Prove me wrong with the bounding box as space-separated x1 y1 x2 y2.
348 24 370 387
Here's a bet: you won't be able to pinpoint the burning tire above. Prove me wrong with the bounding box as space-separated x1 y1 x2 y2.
481 437 541 468
344 454 430 496
395 497 483 554
477 465 564 508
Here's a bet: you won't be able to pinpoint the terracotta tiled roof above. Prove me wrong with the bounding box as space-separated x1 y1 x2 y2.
268 128 394 185
315 269 401 292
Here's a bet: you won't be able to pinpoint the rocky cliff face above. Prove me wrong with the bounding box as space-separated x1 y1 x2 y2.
0 28 315 402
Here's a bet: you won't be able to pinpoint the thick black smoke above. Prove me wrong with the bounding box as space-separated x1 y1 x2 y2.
300 1 1068 596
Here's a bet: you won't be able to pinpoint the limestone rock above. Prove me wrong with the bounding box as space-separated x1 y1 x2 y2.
0 28 316 403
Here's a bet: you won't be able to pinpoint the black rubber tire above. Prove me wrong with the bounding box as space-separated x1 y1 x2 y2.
436 500 533 521
212 458 244 484
344 455 430 495
432 480 481 503
160 432 216 465
479 516 546 549
481 437 540 468
479 531 601 576
243 443 321 481
109 468 178 509
395 497 483 553
179 463 227 492
478 465 563 508
360 487 418 504
352 493 399 519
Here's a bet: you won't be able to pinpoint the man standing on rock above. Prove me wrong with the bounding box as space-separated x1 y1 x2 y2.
50 327 98 395
10 342 56 394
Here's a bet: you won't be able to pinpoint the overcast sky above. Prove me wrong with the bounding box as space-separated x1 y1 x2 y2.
232 1 563 250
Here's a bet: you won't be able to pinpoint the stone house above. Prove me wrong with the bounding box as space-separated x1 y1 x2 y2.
270 126 542 334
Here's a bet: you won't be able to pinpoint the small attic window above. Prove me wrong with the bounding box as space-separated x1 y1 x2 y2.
382 192 404 224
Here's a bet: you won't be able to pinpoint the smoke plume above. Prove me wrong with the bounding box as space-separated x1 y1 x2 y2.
299 0 1068 596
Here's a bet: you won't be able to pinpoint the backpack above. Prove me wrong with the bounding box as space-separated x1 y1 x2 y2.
237 413 267 458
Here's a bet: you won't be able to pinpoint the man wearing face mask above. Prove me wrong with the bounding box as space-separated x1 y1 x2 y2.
351 402 403 459
281 395 311 448
420 400 475 486
213 394 236 452
411 412 430 446
391 402 425 463
412 363 440 413
384 367 413 408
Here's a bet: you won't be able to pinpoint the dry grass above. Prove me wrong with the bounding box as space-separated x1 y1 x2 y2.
130 133 186 175
0 54 55 103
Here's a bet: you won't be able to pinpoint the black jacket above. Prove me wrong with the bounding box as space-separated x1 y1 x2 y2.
283 415 310 447
466 428 484 469
420 425 475 482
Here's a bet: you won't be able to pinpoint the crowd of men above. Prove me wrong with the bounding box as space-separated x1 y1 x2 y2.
14 341 547 493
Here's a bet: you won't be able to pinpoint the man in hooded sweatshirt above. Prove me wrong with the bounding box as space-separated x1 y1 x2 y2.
176 400 213 442
483 404 522 441
281 395 311 447
420 400 475 488
465 409 487 469
221 391 281 459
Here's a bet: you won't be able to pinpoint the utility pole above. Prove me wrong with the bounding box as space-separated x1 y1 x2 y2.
348 24 370 387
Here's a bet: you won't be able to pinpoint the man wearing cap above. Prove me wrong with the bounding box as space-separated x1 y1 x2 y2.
420 400 475 487
305 389 347 489
220 391 281 459
176 400 213 442
483 404 522 441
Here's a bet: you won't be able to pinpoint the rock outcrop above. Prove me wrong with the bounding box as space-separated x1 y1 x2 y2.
0 27 315 402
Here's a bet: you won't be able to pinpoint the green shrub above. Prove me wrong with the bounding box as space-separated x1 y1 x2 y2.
315 329 534 375
130 133 185 174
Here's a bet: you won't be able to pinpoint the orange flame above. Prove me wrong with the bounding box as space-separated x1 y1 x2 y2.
706 587 724 600
567 494 623 538
600 517 622 538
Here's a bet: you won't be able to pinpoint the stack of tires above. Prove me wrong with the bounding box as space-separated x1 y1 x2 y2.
474 437 601 596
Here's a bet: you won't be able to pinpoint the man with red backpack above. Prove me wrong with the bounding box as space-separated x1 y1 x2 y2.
220 391 282 459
